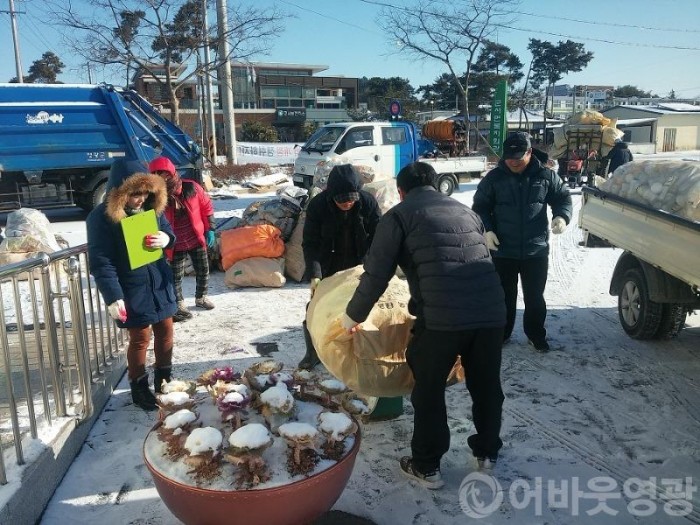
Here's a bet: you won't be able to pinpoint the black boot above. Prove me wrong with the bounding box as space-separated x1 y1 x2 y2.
297 321 321 370
154 366 172 394
130 374 157 411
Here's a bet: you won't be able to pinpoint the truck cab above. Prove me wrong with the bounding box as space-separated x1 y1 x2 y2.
293 121 422 189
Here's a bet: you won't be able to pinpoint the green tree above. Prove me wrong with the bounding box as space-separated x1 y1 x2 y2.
359 76 419 118
613 85 654 98
24 52 66 83
528 39 593 126
240 121 278 142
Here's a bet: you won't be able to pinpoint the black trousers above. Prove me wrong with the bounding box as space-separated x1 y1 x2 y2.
405 322 504 473
171 246 210 302
493 256 548 342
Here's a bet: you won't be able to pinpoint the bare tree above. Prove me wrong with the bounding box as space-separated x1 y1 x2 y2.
45 0 285 124
378 0 518 150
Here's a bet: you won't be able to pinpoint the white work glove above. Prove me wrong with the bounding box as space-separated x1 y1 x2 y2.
107 300 127 322
309 278 321 298
484 231 500 251
551 216 567 235
144 231 170 249
340 312 360 334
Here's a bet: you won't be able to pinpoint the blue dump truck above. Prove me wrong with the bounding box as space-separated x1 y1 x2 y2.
0 83 205 211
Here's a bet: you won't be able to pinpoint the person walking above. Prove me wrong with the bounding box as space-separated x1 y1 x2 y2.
149 156 216 322
472 132 572 352
87 159 177 411
606 139 633 175
298 164 381 369
342 162 507 489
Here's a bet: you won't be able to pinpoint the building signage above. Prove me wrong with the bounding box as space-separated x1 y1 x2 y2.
276 108 306 124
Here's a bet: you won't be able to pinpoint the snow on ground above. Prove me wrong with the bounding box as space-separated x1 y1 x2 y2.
17 153 700 524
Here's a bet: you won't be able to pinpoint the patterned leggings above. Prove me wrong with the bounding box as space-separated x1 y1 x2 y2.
171 246 210 302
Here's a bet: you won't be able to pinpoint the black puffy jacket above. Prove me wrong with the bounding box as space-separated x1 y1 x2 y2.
302 166 381 279
346 186 506 331
472 157 572 259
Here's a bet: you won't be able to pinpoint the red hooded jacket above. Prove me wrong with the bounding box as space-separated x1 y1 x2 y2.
163 180 214 260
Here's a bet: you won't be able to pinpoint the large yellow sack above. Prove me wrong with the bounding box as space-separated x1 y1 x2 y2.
307 266 464 397
284 212 306 282
224 257 286 288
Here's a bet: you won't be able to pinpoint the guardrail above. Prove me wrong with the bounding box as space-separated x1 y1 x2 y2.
0 244 126 484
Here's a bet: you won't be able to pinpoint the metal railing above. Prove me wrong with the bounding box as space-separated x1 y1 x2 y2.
0 244 126 484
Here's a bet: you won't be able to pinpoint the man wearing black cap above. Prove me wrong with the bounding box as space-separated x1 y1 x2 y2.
297 164 381 368
472 132 572 352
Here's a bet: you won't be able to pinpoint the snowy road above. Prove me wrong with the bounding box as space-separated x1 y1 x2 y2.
14 180 700 524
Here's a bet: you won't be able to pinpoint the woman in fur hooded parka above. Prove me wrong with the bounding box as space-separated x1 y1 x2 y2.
87 159 177 411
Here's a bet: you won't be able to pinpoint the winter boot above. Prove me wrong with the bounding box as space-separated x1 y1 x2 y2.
297 321 321 370
130 374 157 411
154 366 172 394
173 302 193 323
195 296 215 310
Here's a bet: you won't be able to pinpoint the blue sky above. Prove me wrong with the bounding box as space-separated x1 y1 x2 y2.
2 0 699 98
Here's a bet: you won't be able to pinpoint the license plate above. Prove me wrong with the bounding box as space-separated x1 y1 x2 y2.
292 175 305 182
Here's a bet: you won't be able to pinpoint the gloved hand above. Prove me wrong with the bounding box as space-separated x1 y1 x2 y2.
144 231 170 249
107 300 127 322
309 278 321 298
205 230 216 248
341 312 360 334
551 216 567 235
484 231 500 251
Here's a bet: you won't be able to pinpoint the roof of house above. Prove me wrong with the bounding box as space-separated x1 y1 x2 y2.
605 103 700 115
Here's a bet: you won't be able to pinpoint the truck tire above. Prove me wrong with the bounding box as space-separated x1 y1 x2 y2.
618 268 663 339
654 304 687 339
436 174 456 196
90 181 108 210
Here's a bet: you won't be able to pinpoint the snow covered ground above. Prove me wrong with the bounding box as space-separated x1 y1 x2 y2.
6 153 700 524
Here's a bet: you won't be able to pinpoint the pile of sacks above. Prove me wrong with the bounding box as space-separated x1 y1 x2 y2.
550 110 624 160
215 162 402 290
599 160 700 222
217 186 308 288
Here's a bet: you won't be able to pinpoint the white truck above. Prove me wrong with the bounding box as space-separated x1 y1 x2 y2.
578 186 700 339
292 121 487 195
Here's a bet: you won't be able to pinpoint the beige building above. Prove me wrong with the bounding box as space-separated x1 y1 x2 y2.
602 103 700 153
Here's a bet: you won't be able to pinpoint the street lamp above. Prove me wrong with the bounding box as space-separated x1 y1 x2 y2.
430 100 435 119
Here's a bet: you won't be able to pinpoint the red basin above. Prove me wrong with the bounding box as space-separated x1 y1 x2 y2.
143 422 361 525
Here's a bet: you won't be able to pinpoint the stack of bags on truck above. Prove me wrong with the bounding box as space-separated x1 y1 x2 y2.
599 160 700 222
219 186 308 288
549 110 625 160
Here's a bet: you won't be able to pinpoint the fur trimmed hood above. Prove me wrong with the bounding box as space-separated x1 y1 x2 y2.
105 173 168 223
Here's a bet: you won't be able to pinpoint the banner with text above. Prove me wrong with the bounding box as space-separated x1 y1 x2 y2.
489 80 508 157
217 142 299 166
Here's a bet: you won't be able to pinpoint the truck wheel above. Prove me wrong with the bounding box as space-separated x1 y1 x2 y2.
618 268 663 339
654 304 687 339
90 181 108 210
437 175 456 196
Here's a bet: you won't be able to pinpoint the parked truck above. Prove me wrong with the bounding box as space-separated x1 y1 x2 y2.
578 186 700 339
292 121 487 196
0 83 206 211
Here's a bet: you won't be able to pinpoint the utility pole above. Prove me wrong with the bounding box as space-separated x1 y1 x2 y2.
216 0 237 164
8 0 24 83
202 0 217 160
86 62 93 84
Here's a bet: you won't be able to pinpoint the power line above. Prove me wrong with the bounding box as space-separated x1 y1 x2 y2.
497 24 700 51
511 9 700 34
278 0 381 35
356 0 700 50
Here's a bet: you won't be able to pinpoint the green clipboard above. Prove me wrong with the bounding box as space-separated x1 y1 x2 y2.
121 209 163 270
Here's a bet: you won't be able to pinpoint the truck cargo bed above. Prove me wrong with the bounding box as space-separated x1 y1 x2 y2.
579 187 700 289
